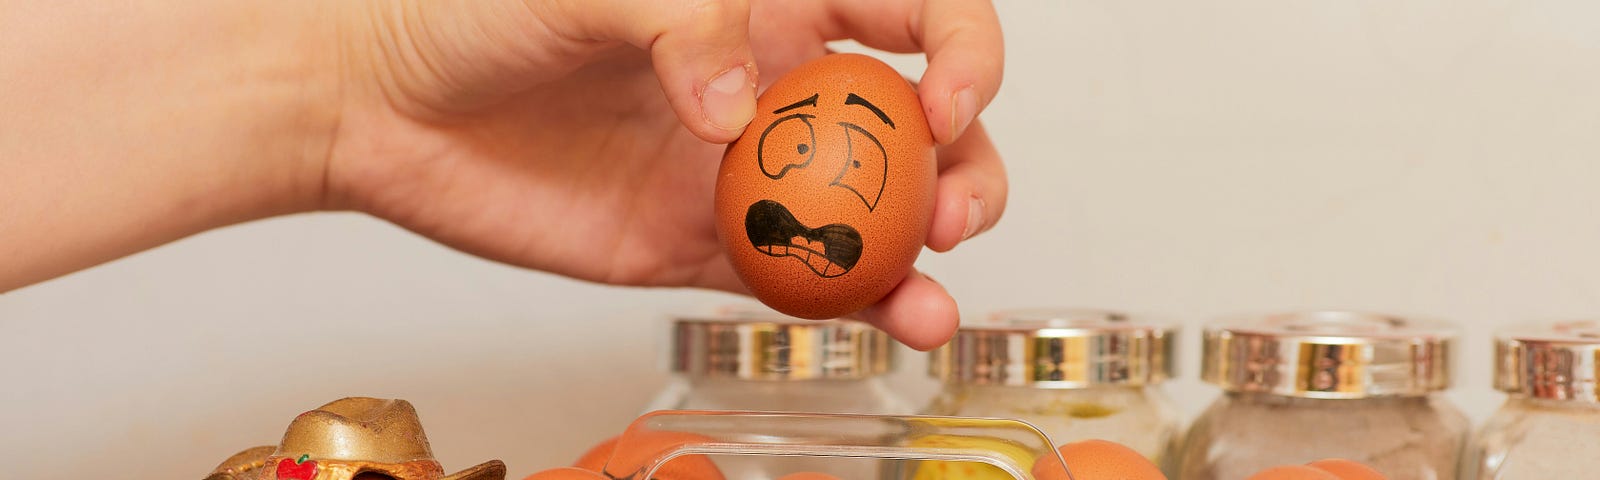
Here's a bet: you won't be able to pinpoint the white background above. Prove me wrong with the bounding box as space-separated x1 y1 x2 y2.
5 1 1600 478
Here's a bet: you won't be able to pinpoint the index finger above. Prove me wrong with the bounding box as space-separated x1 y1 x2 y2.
813 0 1005 144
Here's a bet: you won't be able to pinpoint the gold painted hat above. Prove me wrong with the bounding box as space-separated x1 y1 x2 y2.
206 397 505 480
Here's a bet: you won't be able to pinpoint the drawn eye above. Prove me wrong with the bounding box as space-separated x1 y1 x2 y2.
757 114 816 179
830 123 888 212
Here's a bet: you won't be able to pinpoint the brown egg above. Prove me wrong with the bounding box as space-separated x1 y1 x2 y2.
525 467 609 480
569 433 725 480
1305 459 1388 480
715 53 936 319
571 435 620 471
1032 439 1167 480
1245 466 1343 480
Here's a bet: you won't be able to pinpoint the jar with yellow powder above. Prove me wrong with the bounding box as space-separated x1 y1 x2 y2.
918 308 1183 478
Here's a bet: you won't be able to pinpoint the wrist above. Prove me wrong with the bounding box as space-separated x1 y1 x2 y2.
110 1 345 224
0 1 343 290
226 1 344 218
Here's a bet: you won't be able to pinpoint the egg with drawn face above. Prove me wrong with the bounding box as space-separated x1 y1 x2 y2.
715 53 936 320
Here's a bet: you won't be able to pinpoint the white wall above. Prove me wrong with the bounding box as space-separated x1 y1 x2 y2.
5 1 1600 478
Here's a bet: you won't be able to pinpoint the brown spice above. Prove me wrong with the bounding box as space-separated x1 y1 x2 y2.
1177 393 1469 480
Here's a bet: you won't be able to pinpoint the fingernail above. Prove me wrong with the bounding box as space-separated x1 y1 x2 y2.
962 196 986 240
950 87 978 141
922 272 942 286
703 66 756 131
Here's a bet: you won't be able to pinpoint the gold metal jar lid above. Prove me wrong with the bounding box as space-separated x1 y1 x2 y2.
1201 311 1457 398
929 308 1176 388
1494 320 1600 402
669 308 892 381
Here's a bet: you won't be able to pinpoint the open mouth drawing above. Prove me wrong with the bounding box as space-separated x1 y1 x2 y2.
744 200 863 278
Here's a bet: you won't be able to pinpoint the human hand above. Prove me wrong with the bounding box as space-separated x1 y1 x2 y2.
317 1 1005 349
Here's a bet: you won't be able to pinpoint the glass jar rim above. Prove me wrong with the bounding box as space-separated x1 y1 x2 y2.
668 309 894 380
1494 320 1600 402
1201 310 1457 398
931 308 1177 387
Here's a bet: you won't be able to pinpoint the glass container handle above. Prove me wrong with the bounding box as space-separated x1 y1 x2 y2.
600 410 1075 480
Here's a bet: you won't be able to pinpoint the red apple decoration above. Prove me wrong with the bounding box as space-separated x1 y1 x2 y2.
276 455 317 480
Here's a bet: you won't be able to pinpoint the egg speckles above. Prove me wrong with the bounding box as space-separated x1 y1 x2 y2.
715 54 935 319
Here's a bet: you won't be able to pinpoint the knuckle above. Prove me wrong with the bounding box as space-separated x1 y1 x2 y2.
679 0 749 31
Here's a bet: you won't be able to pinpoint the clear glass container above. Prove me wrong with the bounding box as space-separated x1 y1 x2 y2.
1177 311 1469 480
1465 320 1600 479
646 309 914 480
921 309 1183 478
581 411 1074 480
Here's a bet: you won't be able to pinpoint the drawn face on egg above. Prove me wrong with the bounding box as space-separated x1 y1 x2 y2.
715 53 935 320
743 91 899 278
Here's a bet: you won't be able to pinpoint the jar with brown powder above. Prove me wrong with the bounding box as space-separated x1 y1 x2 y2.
1176 311 1469 480
1465 320 1600 479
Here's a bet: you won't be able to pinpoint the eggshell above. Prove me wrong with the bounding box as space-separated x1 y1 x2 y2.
1306 459 1388 480
715 53 936 319
1245 466 1343 480
568 433 725 480
1032 439 1167 480
524 468 607 480
571 436 619 471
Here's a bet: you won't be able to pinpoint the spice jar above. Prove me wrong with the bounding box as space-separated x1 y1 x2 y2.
922 308 1183 477
1177 311 1469 480
646 310 914 480
1465 320 1600 479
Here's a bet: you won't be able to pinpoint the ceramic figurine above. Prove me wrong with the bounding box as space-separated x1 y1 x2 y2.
206 397 505 480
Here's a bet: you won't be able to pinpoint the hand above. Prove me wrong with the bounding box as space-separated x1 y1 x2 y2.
325 1 1006 349
0 1 1004 349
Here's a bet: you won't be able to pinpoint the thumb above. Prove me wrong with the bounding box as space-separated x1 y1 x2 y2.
545 0 759 143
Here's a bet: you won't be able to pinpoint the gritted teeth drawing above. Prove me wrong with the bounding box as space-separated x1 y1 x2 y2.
746 91 896 278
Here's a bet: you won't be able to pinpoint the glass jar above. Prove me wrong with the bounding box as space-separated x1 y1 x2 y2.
920 308 1183 478
1177 311 1469 480
646 310 914 480
1465 320 1600 479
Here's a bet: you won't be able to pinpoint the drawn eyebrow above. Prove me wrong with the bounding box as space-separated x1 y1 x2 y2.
845 93 895 129
773 94 820 114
